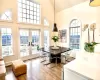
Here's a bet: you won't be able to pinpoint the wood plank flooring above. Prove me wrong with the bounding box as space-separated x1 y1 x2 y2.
5 58 67 80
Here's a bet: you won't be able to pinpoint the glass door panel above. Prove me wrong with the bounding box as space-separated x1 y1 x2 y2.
20 29 30 57
44 30 49 48
31 30 40 54
1 28 13 57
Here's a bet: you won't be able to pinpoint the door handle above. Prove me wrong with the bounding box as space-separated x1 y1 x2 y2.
28 42 30 46
31 42 32 46
31 42 34 46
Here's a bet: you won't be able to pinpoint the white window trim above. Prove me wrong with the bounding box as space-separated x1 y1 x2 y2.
0 27 13 57
17 0 41 25
69 19 82 50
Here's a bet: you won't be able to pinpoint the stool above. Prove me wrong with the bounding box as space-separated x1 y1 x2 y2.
12 59 27 76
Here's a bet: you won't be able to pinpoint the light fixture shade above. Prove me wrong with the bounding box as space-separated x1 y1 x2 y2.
53 23 58 32
90 0 100 6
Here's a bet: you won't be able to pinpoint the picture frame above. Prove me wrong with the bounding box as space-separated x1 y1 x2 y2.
58 29 67 43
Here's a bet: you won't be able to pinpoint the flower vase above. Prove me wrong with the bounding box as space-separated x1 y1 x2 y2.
52 42 59 49
54 42 57 48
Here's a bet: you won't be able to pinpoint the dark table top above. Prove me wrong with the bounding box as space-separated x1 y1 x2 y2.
42 46 71 55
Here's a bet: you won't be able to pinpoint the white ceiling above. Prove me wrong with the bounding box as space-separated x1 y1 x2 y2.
50 0 88 12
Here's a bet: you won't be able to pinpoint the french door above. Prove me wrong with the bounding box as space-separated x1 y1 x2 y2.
0 28 13 57
20 29 40 58
44 30 49 48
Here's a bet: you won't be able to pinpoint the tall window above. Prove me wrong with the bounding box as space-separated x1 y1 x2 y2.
0 10 12 21
69 19 81 49
1 28 13 57
44 31 49 47
18 0 40 24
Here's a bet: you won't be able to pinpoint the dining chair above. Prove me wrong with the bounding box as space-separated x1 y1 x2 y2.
41 53 61 68
39 48 47 63
53 56 61 67
61 50 75 64
61 52 68 64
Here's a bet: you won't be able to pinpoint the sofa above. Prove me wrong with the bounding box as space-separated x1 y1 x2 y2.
0 57 6 80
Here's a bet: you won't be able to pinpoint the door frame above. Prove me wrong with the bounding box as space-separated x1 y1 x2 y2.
44 30 50 48
19 28 41 61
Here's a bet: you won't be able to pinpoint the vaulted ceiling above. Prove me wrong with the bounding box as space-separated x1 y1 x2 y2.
50 0 88 12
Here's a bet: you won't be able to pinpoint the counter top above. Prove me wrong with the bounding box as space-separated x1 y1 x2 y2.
64 59 100 80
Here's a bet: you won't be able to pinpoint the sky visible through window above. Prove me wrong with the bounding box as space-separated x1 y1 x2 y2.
1 28 13 57
0 10 12 21
18 0 40 24
69 19 81 49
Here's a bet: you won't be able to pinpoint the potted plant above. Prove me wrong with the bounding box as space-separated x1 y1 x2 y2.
52 36 59 48
83 23 98 53
84 42 98 53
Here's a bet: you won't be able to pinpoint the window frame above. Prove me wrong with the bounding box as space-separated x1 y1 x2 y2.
44 18 49 26
18 0 41 25
0 9 12 22
69 19 81 50
0 28 13 57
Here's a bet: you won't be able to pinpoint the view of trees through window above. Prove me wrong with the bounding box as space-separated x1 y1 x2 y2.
69 19 81 49
1 28 13 57
20 29 40 57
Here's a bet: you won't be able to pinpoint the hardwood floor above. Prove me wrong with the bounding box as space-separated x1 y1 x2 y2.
5 58 66 80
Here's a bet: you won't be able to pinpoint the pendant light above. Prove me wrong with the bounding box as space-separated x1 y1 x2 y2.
90 0 100 7
53 0 58 32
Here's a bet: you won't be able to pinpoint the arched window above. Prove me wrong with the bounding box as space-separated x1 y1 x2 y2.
44 18 49 26
0 10 12 21
69 19 81 49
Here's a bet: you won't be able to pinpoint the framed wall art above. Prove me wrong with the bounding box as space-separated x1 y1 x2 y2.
58 29 67 43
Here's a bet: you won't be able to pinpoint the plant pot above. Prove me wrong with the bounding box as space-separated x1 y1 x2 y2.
84 45 94 53
84 42 99 53
52 42 59 49
54 42 57 47
84 46 94 53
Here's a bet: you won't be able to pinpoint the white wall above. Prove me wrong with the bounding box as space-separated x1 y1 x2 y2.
56 1 100 50
0 0 54 65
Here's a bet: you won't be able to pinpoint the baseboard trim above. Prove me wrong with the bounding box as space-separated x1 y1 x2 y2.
5 56 40 67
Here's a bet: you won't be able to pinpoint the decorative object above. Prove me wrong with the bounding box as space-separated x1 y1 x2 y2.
90 0 100 7
83 23 98 53
83 24 90 42
90 23 96 42
52 36 59 49
52 0 58 32
84 42 98 53
58 29 67 43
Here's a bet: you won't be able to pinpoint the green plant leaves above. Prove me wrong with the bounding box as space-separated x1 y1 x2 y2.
52 36 59 42
84 42 99 53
